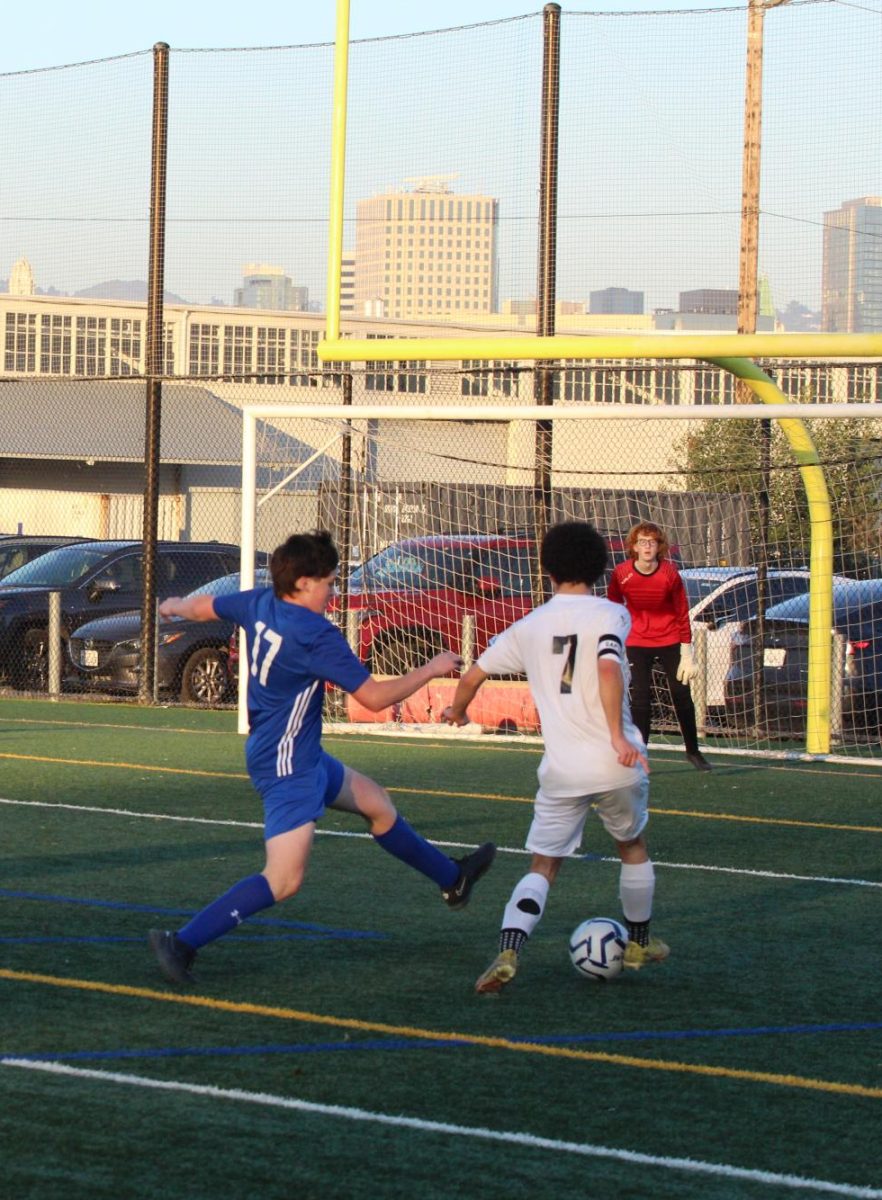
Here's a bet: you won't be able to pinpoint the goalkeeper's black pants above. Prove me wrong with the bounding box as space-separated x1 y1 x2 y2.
626 642 699 754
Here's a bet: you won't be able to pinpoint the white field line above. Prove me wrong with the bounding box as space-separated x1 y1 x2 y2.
0 795 879 890
3 1059 880 1200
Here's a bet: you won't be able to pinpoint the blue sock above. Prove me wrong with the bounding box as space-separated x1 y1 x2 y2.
373 815 458 889
177 873 275 951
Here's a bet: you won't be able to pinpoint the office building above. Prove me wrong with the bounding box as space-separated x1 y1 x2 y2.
822 197 882 332
353 177 499 320
590 287 643 315
340 251 355 314
9 258 35 297
679 288 739 315
233 264 308 312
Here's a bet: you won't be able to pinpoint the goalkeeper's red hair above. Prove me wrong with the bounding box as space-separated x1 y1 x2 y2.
624 522 671 562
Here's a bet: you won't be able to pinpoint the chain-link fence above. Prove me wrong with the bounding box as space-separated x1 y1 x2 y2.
1 8 880 756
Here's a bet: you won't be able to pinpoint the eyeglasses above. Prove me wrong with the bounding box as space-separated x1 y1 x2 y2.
636 538 659 547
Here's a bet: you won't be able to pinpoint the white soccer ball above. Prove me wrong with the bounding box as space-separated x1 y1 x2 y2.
569 917 629 982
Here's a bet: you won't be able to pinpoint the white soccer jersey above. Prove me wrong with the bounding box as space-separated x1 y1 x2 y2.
477 592 645 796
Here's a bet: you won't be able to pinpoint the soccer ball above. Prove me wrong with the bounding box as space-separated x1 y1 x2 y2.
569 917 629 982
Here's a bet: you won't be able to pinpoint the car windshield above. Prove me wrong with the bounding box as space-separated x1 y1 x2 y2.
351 544 474 592
0 542 133 588
766 580 882 625
683 574 747 607
350 541 531 596
0 545 35 578
184 569 269 600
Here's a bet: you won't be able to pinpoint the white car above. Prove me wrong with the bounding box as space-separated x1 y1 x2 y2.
681 567 848 709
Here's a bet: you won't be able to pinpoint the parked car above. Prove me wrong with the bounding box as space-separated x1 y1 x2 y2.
724 578 882 737
0 535 94 581
681 567 850 710
0 539 244 690
67 569 270 705
337 530 657 674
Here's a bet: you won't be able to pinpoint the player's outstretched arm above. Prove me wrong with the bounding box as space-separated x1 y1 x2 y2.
351 650 462 713
158 595 218 622
442 664 488 726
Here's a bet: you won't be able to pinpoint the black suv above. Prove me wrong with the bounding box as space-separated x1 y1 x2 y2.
0 535 94 581
0 539 243 690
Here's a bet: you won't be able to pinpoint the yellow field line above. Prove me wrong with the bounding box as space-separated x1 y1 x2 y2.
0 751 246 781
0 750 879 833
1 968 878 1101
646 808 882 835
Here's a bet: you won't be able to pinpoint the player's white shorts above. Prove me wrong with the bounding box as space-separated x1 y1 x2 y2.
525 775 649 857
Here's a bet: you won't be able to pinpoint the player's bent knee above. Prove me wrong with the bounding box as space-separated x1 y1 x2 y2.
266 874 305 902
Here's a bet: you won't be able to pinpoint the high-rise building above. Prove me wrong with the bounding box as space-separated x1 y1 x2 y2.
589 287 643 315
340 251 355 314
234 264 308 312
822 197 882 332
679 288 739 315
9 258 35 296
353 177 498 320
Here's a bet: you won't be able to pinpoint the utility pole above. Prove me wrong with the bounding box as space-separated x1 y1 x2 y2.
739 0 789 338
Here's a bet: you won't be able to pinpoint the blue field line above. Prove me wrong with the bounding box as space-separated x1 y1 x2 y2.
0 888 386 937
5 1017 880 1067
0 932 378 945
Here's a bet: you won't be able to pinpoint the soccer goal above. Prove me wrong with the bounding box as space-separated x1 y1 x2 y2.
239 400 882 763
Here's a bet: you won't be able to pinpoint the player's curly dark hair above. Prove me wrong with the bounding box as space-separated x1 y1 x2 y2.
270 530 339 597
625 522 670 561
540 521 609 587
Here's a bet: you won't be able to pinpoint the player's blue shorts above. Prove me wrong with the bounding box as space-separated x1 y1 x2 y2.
259 751 345 840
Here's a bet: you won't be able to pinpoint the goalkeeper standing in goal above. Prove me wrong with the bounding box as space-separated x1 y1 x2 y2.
607 522 712 772
442 521 668 994
148 530 495 986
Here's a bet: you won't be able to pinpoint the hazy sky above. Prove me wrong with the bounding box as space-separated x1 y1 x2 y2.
0 1 747 69
1 1 877 314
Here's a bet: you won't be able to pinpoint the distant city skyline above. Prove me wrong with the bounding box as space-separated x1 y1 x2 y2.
0 4 878 322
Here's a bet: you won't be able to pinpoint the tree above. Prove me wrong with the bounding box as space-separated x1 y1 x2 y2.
674 417 882 576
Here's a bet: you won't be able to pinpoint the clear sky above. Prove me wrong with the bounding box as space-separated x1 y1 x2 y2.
1 0 877 314
0 0 747 70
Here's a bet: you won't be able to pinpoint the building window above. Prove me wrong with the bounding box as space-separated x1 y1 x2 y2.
290 329 320 386
40 314 72 374
256 327 286 384
223 325 254 380
109 318 143 376
5 312 37 373
75 315 107 376
189 324 220 376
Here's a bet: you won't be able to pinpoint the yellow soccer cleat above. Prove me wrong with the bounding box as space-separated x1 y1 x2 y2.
623 936 670 970
475 948 518 994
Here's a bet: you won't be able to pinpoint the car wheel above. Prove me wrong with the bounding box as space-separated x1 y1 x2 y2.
22 627 50 691
371 631 444 675
179 646 231 706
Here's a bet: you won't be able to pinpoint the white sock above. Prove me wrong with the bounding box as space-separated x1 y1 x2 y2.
501 871 550 939
619 860 655 923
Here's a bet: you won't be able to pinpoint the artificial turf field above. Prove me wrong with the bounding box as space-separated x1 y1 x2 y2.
0 697 880 1200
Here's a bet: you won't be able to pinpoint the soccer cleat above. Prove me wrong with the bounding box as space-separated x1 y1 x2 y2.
686 751 712 771
475 948 518 994
623 936 670 970
148 929 197 985
441 841 497 910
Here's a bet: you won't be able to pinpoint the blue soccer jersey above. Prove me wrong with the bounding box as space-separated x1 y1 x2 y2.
214 588 370 789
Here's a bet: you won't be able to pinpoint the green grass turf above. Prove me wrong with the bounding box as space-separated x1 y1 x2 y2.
1 697 880 1199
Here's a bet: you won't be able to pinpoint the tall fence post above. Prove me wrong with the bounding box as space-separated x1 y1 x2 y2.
138 42 170 704
533 2 561 605
48 591 62 699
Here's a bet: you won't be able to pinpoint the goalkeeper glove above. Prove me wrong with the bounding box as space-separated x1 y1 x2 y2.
676 643 697 684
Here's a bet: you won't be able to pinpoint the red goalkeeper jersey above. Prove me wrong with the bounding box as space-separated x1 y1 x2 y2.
607 559 692 648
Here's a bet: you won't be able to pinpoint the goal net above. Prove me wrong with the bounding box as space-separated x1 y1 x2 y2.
240 399 882 763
